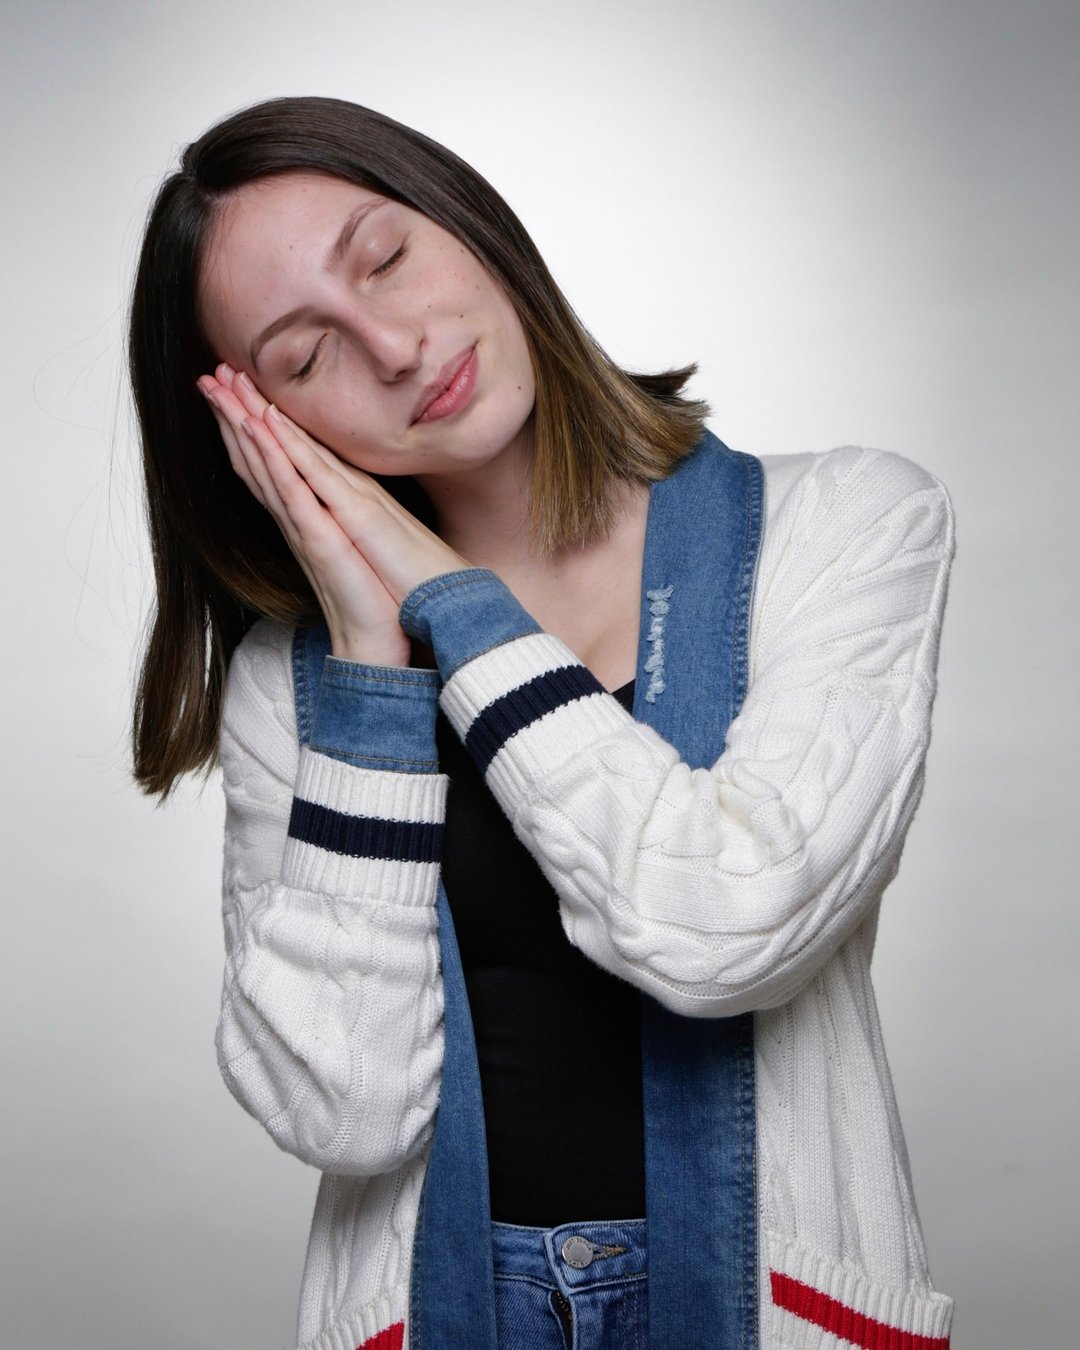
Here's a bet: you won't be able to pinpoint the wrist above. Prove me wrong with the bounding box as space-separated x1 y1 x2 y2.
330 627 411 668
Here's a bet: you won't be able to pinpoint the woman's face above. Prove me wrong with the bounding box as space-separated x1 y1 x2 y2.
198 171 536 478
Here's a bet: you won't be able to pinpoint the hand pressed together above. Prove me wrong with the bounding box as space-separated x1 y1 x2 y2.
197 363 468 666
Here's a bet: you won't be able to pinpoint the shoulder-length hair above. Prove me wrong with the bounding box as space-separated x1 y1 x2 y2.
129 95 708 797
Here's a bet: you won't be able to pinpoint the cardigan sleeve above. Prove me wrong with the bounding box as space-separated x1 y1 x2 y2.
215 619 446 1175
402 446 955 1018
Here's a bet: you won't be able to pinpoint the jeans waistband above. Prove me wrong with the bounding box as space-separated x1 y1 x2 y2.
491 1218 647 1297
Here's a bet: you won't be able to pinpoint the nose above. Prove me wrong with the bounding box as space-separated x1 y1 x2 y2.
350 305 423 384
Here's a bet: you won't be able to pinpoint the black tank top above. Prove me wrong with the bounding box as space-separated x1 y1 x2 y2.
435 680 645 1225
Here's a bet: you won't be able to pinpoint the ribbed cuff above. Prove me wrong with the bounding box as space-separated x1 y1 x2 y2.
399 569 541 679
438 630 629 802
767 1234 954 1347
281 746 447 905
310 659 440 772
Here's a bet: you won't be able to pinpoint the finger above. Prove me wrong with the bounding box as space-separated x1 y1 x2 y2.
197 379 260 495
199 376 298 506
216 362 239 392
216 362 271 421
200 385 267 506
204 376 268 453
264 402 322 449
267 404 372 486
234 368 272 420
201 372 247 428
262 405 435 560
234 421 360 614
236 420 297 533
243 417 376 566
246 404 389 524
221 416 267 506
265 404 368 508
259 402 342 465
243 420 393 617
241 416 336 545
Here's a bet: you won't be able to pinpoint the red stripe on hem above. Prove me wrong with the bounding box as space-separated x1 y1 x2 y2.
355 1322 404 1350
770 1272 949 1350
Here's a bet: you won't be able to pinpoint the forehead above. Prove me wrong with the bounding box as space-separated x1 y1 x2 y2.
214 171 382 244
198 172 387 352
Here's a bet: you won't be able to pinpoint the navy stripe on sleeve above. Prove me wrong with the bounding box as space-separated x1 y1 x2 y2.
464 664 604 774
288 799 443 864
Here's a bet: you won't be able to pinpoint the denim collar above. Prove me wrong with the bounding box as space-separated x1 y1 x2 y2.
297 430 764 1347
633 432 762 1347
408 430 763 1349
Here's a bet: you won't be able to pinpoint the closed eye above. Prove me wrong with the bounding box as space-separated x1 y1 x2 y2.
291 333 327 382
371 243 405 278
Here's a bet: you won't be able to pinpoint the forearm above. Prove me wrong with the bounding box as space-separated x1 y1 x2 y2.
217 621 447 1174
400 451 954 1015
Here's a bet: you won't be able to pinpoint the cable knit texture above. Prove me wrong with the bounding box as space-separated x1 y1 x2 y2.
217 446 954 1349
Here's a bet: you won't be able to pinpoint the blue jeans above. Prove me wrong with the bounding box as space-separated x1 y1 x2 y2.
491 1219 648 1349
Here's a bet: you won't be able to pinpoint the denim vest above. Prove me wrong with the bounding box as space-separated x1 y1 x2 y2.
294 431 764 1347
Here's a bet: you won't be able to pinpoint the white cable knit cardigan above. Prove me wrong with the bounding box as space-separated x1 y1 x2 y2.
217 445 956 1350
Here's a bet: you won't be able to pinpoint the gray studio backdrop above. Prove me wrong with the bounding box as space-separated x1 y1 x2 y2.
3 1 1077 1346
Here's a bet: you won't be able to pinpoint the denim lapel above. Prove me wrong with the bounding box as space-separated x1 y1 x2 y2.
409 884 498 1348
292 625 498 1348
634 431 763 1349
294 429 764 1349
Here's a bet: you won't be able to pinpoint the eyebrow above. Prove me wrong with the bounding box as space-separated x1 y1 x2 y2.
249 198 386 371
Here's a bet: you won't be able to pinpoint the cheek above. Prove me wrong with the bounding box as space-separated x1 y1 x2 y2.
504 321 536 401
480 287 529 377
273 391 365 463
274 358 382 453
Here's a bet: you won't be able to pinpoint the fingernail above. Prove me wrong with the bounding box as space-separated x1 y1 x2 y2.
219 362 235 380
266 403 282 423
240 419 254 438
237 371 255 391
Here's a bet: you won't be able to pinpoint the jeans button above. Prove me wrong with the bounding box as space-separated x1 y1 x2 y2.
561 1235 594 1269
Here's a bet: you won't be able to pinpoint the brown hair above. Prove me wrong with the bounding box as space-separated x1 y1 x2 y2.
129 96 708 797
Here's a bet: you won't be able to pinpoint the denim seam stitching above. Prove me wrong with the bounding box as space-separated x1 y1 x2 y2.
292 626 313 746
398 567 497 628
322 662 441 692
730 452 764 722
558 1272 647 1292
738 1009 758 1348
307 743 439 771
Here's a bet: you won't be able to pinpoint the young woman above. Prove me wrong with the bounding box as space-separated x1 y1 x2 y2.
130 96 956 1350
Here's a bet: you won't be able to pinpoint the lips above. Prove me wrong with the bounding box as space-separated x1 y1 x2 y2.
412 346 478 424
